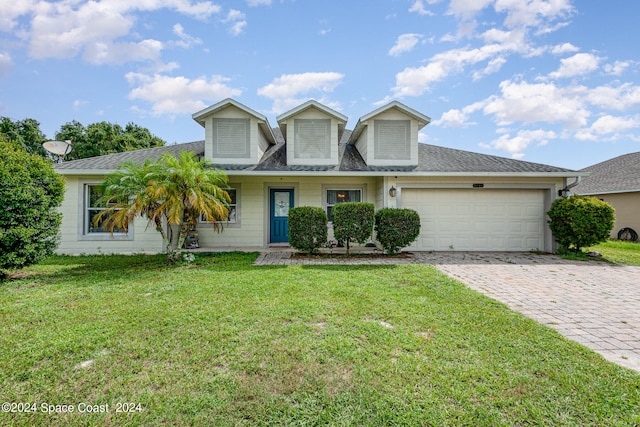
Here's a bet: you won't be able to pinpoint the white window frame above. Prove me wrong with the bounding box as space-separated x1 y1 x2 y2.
199 185 241 228
78 183 132 241
323 186 364 222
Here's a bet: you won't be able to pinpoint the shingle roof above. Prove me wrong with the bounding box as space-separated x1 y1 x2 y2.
54 131 576 175
54 141 205 171
574 152 640 194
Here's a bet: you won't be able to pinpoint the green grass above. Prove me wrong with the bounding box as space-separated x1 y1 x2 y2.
1 253 638 426
588 240 640 266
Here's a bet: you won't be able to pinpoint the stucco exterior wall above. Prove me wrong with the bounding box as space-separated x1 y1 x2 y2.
588 192 640 239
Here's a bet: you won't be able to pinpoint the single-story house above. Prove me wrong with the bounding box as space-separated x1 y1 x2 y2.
54 98 584 254
574 152 640 239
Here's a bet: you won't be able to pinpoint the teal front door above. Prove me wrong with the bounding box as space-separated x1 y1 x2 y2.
270 189 293 243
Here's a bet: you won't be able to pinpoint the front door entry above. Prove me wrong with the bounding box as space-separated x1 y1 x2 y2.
269 189 293 243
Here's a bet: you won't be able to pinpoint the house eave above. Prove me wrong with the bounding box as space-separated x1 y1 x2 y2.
55 169 584 178
577 188 640 196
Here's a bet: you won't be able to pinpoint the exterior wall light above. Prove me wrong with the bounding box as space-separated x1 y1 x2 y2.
389 186 397 197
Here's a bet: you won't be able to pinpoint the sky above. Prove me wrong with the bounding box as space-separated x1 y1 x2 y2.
1 0 639 170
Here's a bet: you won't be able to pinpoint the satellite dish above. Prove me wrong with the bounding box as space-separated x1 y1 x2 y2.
43 140 72 163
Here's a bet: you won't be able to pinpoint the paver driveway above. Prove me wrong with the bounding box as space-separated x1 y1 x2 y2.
415 252 640 373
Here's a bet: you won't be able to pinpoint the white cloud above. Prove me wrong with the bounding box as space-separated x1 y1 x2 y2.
483 80 590 128
392 42 514 97
584 83 640 110
72 99 88 111
0 52 12 78
258 72 344 114
448 0 493 20
487 129 557 158
126 73 242 115
83 39 164 65
551 42 579 55
431 101 484 127
409 0 435 16
389 33 423 56
0 0 36 32
575 115 640 141
246 0 271 6
223 9 246 36
171 23 202 48
495 0 574 30
5 0 222 64
548 52 601 79
473 56 506 80
604 60 632 76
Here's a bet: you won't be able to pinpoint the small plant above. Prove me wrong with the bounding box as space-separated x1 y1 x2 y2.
547 195 615 253
289 206 328 254
182 252 196 264
332 202 375 256
323 239 338 255
374 208 421 255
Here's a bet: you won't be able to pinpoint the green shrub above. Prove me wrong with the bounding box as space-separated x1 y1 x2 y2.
332 202 375 255
288 206 328 254
547 195 615 252
0 139 65 275
374 208 421 255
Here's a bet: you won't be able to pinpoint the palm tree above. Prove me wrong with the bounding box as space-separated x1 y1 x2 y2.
95 151 230 262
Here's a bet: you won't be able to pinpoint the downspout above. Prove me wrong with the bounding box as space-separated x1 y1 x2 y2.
558 176 582 198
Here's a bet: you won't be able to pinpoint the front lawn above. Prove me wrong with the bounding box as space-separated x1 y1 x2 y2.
1 253 638 426
589 240 640 266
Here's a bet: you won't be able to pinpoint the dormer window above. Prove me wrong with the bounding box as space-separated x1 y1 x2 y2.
374 120 410 160
294 119 331 159
212 118 250 158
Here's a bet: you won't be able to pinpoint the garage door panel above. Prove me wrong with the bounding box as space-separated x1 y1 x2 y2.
403 189 544 251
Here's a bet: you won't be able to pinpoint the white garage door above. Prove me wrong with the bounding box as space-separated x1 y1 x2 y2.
402 189 544 251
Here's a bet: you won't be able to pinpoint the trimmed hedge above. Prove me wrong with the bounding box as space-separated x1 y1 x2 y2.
332 202 375 255
374 208 421 254
288 206 328 254
547 195 615 252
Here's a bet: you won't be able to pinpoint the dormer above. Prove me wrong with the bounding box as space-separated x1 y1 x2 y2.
276 100 348 166
192 98 276 165
347 101 430 167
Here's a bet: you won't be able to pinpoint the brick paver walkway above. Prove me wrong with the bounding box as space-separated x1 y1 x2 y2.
255 250 640 373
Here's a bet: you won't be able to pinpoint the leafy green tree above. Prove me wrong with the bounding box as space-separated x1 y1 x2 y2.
95 151 230 262
547 195 615 252
332 202 375 256
0 117 48 157
56 121 165 160
0 138 65 277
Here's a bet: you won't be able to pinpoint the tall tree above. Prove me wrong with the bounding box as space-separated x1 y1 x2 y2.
0 137 65 277
95 151 230 262
0 117 48 157
56 121 165 160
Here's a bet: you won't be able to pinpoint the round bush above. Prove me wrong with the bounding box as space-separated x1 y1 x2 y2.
332 202 375 255
288 206 328 254
374 208 421 255
547 195 615 252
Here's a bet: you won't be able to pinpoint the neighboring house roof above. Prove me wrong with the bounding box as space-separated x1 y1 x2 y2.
574 152 640 195
54 131 578 177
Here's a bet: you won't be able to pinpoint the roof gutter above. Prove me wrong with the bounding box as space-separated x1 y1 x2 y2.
558 176 582 197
